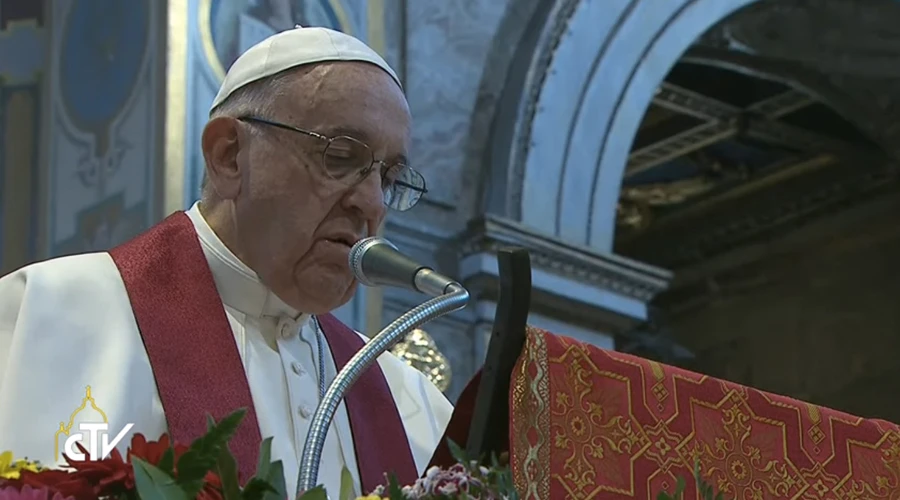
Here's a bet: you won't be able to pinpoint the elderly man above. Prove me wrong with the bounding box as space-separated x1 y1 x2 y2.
0 27 452 496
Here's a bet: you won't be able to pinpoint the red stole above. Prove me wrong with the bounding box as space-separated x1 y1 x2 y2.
108 211 417 491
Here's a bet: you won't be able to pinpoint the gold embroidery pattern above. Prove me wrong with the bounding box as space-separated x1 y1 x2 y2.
509 327 900 499
550 340 649 498
511 327 551 500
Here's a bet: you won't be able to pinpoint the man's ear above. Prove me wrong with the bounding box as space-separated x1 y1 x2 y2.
201 116 243 200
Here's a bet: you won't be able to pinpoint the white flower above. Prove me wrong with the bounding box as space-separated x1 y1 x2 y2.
437 482 459 495
425 466 442 480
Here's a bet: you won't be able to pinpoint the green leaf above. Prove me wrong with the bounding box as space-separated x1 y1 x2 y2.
258 438 274 468
260 459 287 500
674 476 686 496
239 477 276 500
132 457 190 500
388 474 405 500
157 445 176 475
254 437 274 480
243 438 279 500
216 446 242 500
339 466 355 500
176 409 247 497
296 485 328 500
446 439 469 465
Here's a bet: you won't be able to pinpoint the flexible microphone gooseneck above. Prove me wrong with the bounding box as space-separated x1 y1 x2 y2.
348 237 460 297
296 237 470 498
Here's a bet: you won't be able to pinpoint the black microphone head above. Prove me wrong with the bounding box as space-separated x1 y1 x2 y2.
348 237 397 286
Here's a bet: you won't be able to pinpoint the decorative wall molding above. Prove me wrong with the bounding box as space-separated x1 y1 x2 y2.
503 0 580 220
453 215 670 367
458 214 671 304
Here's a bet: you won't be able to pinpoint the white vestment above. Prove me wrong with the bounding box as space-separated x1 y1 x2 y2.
0 203 453 496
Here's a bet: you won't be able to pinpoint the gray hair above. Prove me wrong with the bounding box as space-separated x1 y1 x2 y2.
201 68 302 196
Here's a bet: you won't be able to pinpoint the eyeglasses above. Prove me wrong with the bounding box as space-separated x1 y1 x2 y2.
238 116 427 211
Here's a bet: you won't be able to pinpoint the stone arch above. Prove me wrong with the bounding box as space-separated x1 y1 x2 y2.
456 0 553 220
487 0 764 253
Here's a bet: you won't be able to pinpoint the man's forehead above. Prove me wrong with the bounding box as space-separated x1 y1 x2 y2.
288 63 409 118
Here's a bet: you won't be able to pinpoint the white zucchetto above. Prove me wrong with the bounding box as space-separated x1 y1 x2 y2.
211 25 401 111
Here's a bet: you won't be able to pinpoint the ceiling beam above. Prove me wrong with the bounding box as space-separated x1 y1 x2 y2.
746 90 814 118
627 120 739 175
742 116 875 156
652 82 738 120
629 91 822 175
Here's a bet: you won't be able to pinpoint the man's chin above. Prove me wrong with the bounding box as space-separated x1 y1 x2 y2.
289 276 358 315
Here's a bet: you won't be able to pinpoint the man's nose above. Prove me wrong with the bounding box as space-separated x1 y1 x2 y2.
342 170 386 223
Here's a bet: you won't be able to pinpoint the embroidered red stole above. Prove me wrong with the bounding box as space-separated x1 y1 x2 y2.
108 211 417 491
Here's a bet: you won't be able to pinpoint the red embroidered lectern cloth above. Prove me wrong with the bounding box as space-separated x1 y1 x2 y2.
510 327 900 499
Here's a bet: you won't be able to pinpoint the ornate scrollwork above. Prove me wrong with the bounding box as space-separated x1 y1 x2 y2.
390 328 452 392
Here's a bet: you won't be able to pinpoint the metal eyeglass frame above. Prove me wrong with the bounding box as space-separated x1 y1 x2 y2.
237 115 427 211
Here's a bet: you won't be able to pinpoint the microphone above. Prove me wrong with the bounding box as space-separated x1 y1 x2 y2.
349 237 461 296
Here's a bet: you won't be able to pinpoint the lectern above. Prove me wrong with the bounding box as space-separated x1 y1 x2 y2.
430 248 900 499
428 248 531 468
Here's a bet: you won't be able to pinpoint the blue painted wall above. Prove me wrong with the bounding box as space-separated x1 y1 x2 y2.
0 0 164 272
47 0 162 258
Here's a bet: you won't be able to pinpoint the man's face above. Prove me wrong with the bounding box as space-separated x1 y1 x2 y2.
205 62 411 314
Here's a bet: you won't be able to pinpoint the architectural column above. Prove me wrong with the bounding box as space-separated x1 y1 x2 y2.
457 215 673 358
0 1 46 274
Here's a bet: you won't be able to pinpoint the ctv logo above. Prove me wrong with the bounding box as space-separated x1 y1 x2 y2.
54 386 135 461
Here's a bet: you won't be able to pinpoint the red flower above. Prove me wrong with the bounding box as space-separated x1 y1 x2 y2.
8 470 94 500
196 476 224 500
63 444 133 497
127 433 174 465
3 433 225 500
126 434 223 500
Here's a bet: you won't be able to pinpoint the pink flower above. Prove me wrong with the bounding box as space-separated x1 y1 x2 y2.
400 464 486 498
0 485 74 500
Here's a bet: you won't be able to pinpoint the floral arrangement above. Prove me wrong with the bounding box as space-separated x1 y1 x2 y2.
0 410 723 500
